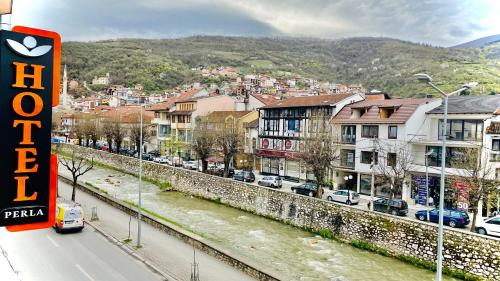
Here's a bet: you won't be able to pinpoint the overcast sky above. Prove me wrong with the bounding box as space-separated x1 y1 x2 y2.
9 0 500 46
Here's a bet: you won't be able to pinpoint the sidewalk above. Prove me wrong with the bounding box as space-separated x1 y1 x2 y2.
0 245 18 281
57 179 255 281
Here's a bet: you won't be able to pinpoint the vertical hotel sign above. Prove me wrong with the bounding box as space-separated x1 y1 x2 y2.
0 26 60 231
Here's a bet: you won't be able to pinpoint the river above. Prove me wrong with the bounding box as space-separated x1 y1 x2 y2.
59 165 456 281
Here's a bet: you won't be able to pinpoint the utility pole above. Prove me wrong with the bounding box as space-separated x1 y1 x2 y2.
137 105 143 247
370 138 376 211
190 246 200 281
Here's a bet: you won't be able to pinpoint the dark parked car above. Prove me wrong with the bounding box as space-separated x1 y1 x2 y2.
119 148 135 157
149 150 161 157
207 166 234 177
291 183 318 197
233 171 255 182
372 198 408 216
415 208 470 228
141 153 154 161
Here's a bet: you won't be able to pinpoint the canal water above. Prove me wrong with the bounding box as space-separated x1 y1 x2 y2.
60 166 456 281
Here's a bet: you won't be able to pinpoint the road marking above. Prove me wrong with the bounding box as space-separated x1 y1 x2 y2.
46 235 59 248
76 264 96 281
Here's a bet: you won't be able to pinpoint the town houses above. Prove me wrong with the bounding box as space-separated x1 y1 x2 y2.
52 66 500 220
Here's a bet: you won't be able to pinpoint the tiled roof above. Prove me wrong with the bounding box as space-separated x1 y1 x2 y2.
250 94 283 106
332 98 435 124
428 95 500 114
262 94 354 109
147 89 200 112
99 106 154 123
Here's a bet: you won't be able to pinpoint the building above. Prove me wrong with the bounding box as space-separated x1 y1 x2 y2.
332 98 441 203
410 95 500 210
92 73 110 85
204 111 259 169
244 119 260 171
257 93 364 181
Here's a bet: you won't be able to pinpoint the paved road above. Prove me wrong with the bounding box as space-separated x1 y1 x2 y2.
57 179 256 281
0 225 163 281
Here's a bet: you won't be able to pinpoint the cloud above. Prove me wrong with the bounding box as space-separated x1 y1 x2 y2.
9 0 500 45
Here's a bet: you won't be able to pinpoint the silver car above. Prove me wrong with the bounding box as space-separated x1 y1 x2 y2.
324 189 360 205
257 176 282 188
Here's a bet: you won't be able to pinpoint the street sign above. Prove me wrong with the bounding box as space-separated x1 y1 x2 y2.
0 26 60 231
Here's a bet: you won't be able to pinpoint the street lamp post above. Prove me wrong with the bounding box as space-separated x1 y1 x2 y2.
415 73 477 281
425 151 434 207
137 104 144 247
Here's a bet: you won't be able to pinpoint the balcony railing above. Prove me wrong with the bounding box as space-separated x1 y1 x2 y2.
340 135 356 144
337 158 355 169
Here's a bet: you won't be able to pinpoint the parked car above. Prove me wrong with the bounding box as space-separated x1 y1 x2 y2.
183 160 199 170
119 148 135 157
141 153 154 161
324 189 360 205
149 150 161 157
373 198 408 216
475 215 500 237
233 171 255 182
153 156 169 164
291 183 318 197
415 208 470 228
257 176 282 188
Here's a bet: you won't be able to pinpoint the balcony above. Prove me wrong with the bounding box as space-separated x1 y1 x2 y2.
340 134 356 144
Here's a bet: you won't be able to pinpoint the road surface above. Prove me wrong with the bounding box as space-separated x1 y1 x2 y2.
0 226 164 281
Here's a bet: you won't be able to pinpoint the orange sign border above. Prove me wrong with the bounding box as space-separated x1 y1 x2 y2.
5 26 61 231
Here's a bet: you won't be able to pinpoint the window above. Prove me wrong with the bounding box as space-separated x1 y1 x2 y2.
388 126 397 139
438 120 483 141
341 125 356 143
426 146 473 168
159 125 171 137
496 168 500 180
361 151 378 164
493 139 500 151
486 218 500 225
387 153 397 166
361 125 378 138
340 149 355 168
287 119 300 132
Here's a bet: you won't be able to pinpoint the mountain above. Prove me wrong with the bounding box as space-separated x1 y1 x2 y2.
452 34 500 48
62 36 500 97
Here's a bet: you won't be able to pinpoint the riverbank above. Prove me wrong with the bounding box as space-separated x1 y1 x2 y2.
55 144 500 280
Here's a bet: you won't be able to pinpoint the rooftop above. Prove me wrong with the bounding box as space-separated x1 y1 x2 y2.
262 93 353 109
428 95 500 114
332 98 435 124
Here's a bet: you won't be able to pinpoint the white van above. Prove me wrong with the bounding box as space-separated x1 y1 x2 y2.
54 200 85 233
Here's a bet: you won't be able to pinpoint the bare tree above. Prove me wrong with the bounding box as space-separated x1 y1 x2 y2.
214 120 240 177
102 120 114 152
129 113 150 155
299 111 339 198
59 146 94 201
112 122 125 153
191 118 214 172
450 147 500 231
375 140 415 211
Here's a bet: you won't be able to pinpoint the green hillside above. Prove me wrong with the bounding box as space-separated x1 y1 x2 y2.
62 37 500 97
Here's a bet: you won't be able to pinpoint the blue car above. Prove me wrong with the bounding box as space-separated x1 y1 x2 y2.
415 208 470 228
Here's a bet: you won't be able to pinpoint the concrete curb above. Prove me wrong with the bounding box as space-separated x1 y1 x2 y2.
84 219 180 281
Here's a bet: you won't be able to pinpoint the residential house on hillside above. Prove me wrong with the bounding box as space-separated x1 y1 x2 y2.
332 98 441 203
257 93 364 181
92 73 110 85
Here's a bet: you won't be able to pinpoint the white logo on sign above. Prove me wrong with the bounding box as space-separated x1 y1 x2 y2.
6 36 52 57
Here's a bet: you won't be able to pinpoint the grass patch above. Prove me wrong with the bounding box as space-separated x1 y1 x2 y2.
84 181 109 195
349 239 391 257
123 238 132 244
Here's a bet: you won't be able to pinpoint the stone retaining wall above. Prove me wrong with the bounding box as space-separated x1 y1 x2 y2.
57 144 500 280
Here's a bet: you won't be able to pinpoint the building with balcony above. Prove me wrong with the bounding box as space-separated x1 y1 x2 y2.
257 93 364 181
332 98 441 201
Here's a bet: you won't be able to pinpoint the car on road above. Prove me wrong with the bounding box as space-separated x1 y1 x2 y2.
257 176 282 188
183 160 199 170
153 156 169 164
324 189 360 205
415 208 470 228
141 153 154 161
54 200 85 233
291 183 318 197
373 198 408 216
475 215 500 237
233 171 255 182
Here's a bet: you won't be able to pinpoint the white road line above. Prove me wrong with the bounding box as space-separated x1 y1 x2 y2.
76 264 97 281
46 235 59 248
